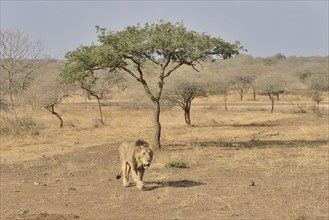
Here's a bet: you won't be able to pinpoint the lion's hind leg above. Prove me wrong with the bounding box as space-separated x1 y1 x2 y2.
122 162 131 187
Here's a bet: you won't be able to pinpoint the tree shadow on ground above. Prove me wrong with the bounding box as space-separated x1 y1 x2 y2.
192 139 328 148
144 179 205 191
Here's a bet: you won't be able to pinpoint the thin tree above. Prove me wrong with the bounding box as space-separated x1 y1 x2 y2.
62 21 243 148
61 46 123 125
208 78 231 111
28 68 74 128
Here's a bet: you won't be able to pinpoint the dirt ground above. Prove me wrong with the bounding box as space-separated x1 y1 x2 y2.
1 96 328 220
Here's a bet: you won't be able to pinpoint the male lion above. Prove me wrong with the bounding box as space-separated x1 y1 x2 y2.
116 140 153 189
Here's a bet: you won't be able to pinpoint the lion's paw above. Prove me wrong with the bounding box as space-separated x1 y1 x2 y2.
122 181 130 187
136 181 144 190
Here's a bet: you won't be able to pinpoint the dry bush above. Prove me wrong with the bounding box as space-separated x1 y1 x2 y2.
0 116 40 136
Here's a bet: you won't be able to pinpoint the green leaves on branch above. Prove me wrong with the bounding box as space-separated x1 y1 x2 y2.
60 45 119 84
61 20 245 148
61 20 244 102
62 21 244 85
95 20 243 72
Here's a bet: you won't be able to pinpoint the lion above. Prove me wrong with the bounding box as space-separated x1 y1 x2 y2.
116 140 153 189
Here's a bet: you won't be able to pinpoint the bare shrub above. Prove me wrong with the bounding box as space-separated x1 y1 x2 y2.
0 29 46 107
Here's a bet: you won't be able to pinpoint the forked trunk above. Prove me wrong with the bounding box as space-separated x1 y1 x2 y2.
184 106 191 126
47 104 63 128
185 99 193 126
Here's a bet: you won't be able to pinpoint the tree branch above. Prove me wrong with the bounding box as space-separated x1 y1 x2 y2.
121 66 156 102
143 53 161 66
121 66 141 82
163 62 184 79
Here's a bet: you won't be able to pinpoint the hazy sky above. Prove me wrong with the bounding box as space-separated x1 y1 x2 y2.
1 1 328 58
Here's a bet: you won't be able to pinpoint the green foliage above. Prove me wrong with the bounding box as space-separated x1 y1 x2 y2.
63 21 243 85
60 45 101 84
298 70 312 82
165 160 189 168
62 20 244 148
263 58 277 66
62 21 244 103
263 54 286 66
97 21 243 63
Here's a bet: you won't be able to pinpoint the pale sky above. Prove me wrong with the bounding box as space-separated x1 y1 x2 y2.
1 1 328 58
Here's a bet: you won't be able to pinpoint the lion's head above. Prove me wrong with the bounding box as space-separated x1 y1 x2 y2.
135 141 153 169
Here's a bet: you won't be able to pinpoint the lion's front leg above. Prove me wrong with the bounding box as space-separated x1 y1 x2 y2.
122 162 130 187
138 168 145 181
131 169 144 189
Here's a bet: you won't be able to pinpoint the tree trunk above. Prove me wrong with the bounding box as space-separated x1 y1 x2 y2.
8 73 14 106
224 95 228 111
269 94 274 113
96 96 104 125
184 103 191 126
153 101 161 149
276 93 280 101
47 104 63 128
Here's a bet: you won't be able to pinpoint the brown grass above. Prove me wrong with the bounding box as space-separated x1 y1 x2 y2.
0 94 328 219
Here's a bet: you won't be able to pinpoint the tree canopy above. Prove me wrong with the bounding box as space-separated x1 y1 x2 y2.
61 20 244 148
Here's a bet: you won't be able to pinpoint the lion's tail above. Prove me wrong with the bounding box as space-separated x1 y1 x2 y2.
116 171 122 180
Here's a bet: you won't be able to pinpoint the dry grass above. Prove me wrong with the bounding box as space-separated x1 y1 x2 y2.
1 94 328 219
1 94 328 163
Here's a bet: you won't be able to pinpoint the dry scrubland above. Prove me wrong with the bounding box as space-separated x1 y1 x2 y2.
1 54 329 219
1 92 328 220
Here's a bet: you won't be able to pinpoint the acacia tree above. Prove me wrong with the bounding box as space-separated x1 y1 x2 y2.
27 67 74 128
305 72 328 113
62 21 243 148
255 74 288 113
0 29 45 107
61 46 123 125
229 72 254 101
40 82 72 128
208 78 231 111
163 79 206 126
